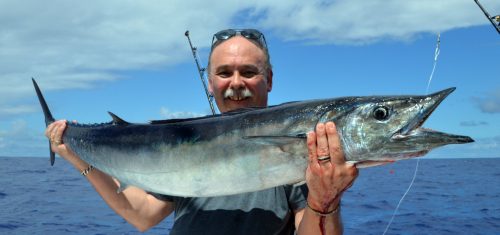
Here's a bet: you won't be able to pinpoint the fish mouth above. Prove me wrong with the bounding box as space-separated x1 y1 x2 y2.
392 87 474 144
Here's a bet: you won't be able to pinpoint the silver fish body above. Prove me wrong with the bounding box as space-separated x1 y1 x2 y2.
33 79 473 197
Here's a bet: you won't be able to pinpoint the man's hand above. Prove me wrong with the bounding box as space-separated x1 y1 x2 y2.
305 122 358 213
44 120 173 231
44 120 80 163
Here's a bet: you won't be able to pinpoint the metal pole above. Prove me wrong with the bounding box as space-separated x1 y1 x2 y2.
185 30 217 115
474 0 500 34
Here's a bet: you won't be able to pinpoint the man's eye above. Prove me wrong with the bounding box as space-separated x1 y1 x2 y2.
241 71 257 78
217 71 232 78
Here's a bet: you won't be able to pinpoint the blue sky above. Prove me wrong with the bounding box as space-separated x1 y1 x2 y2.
0 0 499 158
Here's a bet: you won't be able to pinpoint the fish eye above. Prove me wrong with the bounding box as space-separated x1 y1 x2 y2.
373 106 390 121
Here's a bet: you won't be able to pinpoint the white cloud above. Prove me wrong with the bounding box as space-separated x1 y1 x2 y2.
0 0 242 114
254 0 498 44
473 88 500 114
478 100 500 113
0 119 46 156
159 107 207 119
459 120 488 127
1 0 498 116
0 105 38 118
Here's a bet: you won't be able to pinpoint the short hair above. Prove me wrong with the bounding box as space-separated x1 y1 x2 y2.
207 37 272 80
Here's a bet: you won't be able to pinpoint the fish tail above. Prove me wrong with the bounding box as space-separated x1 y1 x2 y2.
32 78 56 165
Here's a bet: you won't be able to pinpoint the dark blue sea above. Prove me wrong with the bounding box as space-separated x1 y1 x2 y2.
0 157 499 235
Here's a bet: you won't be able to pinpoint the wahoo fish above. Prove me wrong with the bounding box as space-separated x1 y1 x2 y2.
33 79 473 197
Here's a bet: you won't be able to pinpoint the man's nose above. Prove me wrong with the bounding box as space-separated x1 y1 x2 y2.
229 72 245 89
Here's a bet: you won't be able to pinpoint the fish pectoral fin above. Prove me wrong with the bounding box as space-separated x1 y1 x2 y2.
352 160 395 168
243 135 306 154
242 135 306 146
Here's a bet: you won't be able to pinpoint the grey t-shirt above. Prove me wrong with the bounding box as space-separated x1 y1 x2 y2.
151 184 308 235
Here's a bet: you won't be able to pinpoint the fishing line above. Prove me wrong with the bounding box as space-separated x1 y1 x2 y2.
426 33 441 94
382 159 421 235
382 32 441 235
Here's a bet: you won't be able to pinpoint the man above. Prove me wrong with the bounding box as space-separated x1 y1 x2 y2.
45 29 358 234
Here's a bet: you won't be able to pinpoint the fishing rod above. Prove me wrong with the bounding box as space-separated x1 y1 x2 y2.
184 30 217 115
474 0 500 34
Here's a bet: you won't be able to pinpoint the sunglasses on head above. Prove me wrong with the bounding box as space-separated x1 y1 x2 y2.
211 29 267 50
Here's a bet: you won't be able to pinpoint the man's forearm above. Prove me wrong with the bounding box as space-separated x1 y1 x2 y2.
66 154 172 231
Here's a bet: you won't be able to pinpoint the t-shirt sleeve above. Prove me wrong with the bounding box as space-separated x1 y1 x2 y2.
286 184 308 211
148 192 175 202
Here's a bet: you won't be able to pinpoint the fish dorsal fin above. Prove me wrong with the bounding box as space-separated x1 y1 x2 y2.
108 112 130 126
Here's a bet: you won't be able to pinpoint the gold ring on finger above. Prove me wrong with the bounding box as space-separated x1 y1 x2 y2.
318 155 331 162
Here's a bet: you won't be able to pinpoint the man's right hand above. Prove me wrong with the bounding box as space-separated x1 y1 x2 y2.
43 119 174 231
44 120 80 164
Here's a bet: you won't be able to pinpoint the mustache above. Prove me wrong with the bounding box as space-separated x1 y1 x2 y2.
224 87 253 99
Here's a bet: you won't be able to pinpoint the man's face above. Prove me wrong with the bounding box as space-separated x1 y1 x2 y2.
208 36 272 113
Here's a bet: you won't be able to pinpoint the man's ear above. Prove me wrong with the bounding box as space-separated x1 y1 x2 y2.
208 76 214 94
266 70 273 92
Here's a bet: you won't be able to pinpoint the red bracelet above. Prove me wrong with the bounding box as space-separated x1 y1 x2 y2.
306 201 340 217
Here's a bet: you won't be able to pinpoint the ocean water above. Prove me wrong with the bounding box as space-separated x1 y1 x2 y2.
0 157 498 235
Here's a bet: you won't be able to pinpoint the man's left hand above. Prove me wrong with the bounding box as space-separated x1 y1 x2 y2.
305 122 358 213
